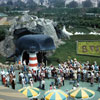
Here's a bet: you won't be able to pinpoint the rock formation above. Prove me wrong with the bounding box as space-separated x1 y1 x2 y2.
0 13 64 57
9 13 59 44
0 36 15 57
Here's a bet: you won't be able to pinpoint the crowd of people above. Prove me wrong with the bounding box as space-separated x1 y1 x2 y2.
0 65 16 89
0 58 100 99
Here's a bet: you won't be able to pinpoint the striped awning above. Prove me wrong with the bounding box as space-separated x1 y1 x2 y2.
44 89 68 100
18 86 40 99
69 87 95 99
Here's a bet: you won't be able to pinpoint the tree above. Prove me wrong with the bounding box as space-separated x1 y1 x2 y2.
82 0 93 8
98 2 100 7
50 0 65 7
7 1 13 6
0 28 6 41
67 1 78 8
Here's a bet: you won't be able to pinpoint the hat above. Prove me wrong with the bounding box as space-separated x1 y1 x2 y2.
74 58 77 61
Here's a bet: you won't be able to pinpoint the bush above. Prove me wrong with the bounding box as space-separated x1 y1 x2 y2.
0 26 7 41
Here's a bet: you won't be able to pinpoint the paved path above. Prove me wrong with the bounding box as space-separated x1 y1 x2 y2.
0 86 29 100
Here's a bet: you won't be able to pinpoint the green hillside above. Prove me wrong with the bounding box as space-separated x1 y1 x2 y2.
49 35 100 65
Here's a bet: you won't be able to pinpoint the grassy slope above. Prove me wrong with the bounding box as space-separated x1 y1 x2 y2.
0 55 6 63
49 35 100 65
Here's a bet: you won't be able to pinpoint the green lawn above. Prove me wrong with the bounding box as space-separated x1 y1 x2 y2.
67 27 91 34
0 55 6 63
49 35 100 65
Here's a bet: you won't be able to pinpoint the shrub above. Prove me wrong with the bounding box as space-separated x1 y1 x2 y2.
0 26 7 41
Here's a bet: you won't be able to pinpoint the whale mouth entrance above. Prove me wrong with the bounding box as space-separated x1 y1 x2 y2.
22 51 47 66
22 51 29 65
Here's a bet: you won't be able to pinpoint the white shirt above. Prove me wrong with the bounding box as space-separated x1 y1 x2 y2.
6 72 9 75
20 73 24 78
83 69 87 74
72 87 76 90
66 68 69 73
22 78 25 84
23 60 26 65
12 71 15 76
78 68 81 72
91 65 94 70
91 72 94 76
42 80 45 85
6 75 10 82
1 70 5 75
30 78 33 87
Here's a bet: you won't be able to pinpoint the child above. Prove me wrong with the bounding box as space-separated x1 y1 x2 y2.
72 84 76 90
53 85 56 89
41 79 45 90
22 77 25 87
90 72 94 87
30 78 33 87
77 82 80 87
49 85 53 90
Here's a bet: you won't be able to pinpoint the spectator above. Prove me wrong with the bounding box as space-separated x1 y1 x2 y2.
11 76 16 89
90 71 94 87
41 79 45 90
22 77 26 87
30 78 33 87
49 85 53 90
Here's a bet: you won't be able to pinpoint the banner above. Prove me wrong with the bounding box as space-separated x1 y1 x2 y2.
77 41 100 56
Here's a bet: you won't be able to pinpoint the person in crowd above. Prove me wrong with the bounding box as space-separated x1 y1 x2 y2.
1 69 3 84
5 74 10 87
86 72 90 82
11 76 16 89
38 75 42 88
41 78 45 90
1 69 5 84
90 71 94 86
73 68 77 85
72 84 76 90
19 72 22 84
82 68 87 82
23 60 26 72
1 57 100 98
77 72 81 82
48 68 52 79
24 74 28 84
30 77 33 87
96 72 99 83
53 85 56 89
10 64 14 72
49 85 53 90
2 71 6 85
62 76 65 86
28 71 32 83
76 82 80 87
22 77 26 87
99 73 100 84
